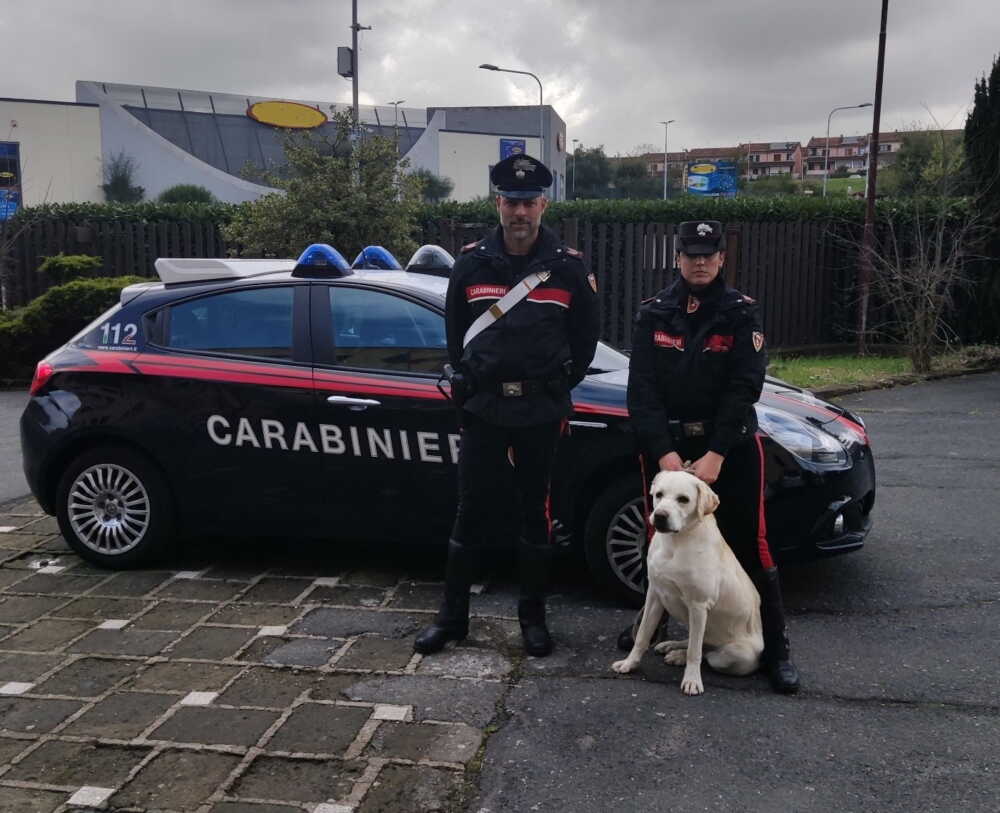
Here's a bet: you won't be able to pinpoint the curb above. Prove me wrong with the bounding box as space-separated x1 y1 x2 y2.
811 363 1000 400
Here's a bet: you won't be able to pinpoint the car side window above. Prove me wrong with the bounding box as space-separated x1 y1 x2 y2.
165 286 294 359
329 287 448 374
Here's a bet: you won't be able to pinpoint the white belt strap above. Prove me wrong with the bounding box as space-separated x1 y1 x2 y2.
463 270 550 348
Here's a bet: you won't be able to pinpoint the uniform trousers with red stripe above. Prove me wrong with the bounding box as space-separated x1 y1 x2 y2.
451 411 562 550
646 434 774 575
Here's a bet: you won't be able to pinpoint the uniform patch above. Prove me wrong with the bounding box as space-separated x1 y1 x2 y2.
752 331 765 352
466 284 510 302
527 288 573 307
704 334 734 353
687 295 700 314
460 241 479 254
654 331 685 350
587 273 598 293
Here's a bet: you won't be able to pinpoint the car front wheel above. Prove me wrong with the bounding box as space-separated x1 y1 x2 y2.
55 446 175 568
583 477 647 607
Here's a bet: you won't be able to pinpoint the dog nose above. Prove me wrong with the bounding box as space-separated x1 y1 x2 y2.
652 513 669 532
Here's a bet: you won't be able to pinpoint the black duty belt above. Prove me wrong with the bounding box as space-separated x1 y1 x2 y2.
668 419 714 438
495 377 565 397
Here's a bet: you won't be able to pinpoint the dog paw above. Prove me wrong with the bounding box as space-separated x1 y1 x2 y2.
662 649 687 666
611 658 639 674
653 640 685 655
680 676 704 696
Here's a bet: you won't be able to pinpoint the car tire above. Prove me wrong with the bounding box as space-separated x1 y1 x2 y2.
583 476 647 607
55 445 175 569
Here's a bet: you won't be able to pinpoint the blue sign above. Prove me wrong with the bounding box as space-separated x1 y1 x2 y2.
686 160 738 198
0 189 18 220
500 138 526 160
0 142 21 220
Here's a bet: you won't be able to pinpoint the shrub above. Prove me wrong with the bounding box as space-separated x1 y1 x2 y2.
102 152 145 204
0 276 145 382
158 184 216 204
36 253 103 284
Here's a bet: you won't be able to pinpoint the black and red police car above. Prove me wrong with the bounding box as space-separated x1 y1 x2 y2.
20 243 876 603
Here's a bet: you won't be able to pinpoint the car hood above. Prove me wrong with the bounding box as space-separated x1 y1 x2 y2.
574 368 866 434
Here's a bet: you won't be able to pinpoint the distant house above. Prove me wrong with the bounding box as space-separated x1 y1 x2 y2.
742 141 803 180
642 145 741 179
803 134 869 177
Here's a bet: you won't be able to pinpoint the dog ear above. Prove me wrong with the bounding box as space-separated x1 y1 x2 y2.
697 481 720 517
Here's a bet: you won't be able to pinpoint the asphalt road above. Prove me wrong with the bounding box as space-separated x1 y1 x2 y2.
0 389 27 505
472 371 1000 813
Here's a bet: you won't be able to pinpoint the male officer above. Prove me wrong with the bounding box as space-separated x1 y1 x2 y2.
624 220 800 693
414 154 600 657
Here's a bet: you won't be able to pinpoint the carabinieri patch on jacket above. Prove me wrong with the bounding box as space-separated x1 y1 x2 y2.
687 295 700 314
466 284 572 307
654 331 685 350
753 331 765 352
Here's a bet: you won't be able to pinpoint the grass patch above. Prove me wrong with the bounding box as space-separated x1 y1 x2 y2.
768 345 1000 390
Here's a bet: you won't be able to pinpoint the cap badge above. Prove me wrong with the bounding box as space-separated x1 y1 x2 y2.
515 169 525 178
696 223 713 236
513 157 535 175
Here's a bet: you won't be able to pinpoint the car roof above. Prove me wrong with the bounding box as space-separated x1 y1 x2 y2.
122 265 449 308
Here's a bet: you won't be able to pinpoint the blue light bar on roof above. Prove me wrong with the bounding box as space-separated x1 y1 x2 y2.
351 245 402 270
292 243 352 277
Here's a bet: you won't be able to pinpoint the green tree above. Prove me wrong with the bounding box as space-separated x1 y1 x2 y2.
571 145 613 199
410 168 454 203
964 52 1000 340
158 184 216 204
613 159 660 199
880 129 967 197
102 152 144 203
223 113 423 260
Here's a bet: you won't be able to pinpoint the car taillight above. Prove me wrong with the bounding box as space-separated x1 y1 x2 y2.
29 361 55 395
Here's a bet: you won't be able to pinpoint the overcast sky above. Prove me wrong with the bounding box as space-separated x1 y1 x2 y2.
5 0 998 154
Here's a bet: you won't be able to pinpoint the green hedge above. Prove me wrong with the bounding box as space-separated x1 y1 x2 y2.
0 276 146 382
7 201 237 226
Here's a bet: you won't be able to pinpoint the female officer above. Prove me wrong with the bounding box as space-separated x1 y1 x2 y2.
625 220 800 694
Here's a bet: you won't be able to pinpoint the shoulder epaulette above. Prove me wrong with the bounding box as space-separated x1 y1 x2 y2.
565 246 583 259
460 241 478 254
741 294 757 304
641 296 656 305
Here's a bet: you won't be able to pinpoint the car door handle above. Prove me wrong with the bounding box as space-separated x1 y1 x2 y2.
326 395 382 410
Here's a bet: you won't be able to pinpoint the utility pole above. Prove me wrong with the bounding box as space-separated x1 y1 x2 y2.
858 0 889 354
350 0 371 126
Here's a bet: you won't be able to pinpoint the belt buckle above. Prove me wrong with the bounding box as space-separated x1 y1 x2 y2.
683 421 705 437
502 381 524 397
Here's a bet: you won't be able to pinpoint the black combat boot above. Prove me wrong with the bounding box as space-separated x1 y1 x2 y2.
414 540 475 655
518 540 555 657
753 567 801 694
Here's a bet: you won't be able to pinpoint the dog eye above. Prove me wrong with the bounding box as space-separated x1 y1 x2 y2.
677 496 690 504
654 491 663 499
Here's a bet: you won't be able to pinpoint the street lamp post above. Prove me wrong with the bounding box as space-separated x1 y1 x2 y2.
823 102 872 197
659 120 675 200
571 138 579 198
387 99 405 150
479 64 544 162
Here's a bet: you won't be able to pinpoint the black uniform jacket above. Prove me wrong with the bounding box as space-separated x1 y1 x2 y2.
446 224 600 427
627 275 767 462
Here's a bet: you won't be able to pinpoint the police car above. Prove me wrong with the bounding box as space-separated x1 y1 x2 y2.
20 243 876 603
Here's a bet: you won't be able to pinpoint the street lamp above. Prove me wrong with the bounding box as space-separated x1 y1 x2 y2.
571 138 579 198
659 120 675 200
387 99 405 150
479 63 544 162
823 102 872 197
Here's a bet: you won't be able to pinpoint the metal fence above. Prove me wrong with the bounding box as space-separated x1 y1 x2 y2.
4 217 858 349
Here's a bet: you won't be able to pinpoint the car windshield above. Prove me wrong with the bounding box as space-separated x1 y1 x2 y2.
589 342 629 373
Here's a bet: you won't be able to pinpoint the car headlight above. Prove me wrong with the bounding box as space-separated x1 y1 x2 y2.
755 404 848 466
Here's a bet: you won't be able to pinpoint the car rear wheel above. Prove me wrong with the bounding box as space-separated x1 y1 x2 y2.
55 446 175 568
583 477 647 607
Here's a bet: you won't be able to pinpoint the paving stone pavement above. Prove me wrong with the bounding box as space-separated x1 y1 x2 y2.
0 496 596 813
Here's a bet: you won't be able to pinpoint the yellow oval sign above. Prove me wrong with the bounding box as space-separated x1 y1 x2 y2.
689 163 718 174
247 100 327 129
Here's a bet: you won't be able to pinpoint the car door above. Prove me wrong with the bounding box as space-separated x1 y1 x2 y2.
310 282 459 541
141 283 326 534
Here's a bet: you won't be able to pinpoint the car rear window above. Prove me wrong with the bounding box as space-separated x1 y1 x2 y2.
165 287 294 359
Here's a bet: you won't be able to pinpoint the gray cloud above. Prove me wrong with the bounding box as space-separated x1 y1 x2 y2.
3 0 996 153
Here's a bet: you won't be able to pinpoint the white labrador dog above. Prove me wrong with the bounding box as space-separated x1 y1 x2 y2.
611 470 764 695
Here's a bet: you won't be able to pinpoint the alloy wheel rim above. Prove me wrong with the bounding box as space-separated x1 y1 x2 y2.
67 464 150 555
606 497 647 595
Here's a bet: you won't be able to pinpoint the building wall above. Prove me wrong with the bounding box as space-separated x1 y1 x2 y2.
438 131 541 202
0 99 103 205
76 82 277 204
